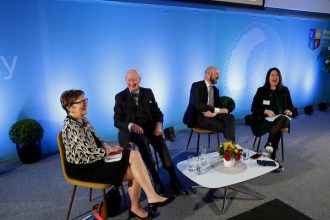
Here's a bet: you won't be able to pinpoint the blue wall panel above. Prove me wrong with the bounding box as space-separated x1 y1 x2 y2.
0 0 329 160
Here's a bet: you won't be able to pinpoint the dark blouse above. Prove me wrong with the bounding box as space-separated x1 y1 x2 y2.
251 86 294 136
268 90 283 115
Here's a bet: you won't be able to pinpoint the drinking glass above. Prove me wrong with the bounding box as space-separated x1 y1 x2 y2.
243 149 249 160
187 155 196 172
195 157 202 175
201 146 207 155
200 146 207 166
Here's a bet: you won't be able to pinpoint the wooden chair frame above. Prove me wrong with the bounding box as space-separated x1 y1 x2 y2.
57 131 111 220
186 127 220 156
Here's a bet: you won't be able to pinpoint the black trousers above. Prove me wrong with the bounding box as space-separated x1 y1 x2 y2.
252 116 289 159
266 117 288 159
118 130 179 187
195 113 236 142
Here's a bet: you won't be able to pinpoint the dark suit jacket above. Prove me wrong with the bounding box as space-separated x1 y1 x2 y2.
183 80 220 127
114 87 163 145
250 86 294 134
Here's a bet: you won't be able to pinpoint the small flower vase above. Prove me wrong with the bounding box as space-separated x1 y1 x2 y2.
223 158 235 168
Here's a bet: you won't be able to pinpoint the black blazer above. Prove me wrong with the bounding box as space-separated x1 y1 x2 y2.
114 87 164 132
183 80 220 127
250 86 294 133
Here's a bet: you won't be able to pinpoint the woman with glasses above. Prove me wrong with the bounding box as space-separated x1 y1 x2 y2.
60 89 172 219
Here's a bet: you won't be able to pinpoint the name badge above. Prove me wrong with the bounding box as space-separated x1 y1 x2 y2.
263 100 270 105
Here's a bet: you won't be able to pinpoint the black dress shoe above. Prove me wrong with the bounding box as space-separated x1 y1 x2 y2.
148 196 175 212
127 209 159 219
271 164 283 173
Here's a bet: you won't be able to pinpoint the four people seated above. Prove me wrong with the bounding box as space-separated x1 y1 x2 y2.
251 67 295 171
183 66 236 142
114 69 186 196
60 89 172 219
59 66 294 217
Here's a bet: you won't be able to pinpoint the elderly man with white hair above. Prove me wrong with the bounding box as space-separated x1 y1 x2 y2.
114 69 187 196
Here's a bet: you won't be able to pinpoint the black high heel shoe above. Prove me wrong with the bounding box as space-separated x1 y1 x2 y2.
127 210 159 219
148 196 175 212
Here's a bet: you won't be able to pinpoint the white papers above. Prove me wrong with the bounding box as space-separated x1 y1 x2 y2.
104 152 122 163
266 114 291 122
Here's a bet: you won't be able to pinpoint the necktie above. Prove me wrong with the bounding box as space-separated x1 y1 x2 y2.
208 86 214 107
131 93 139 105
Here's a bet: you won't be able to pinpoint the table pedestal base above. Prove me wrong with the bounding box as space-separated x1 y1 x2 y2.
220 186 265 214
191 184 265 214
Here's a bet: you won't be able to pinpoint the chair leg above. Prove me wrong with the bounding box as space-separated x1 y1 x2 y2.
154 149 160 171
186 130 193 150
281 133 284 162
256 137 262 153
253 136 257 148
196 133 200 156
89 188 93 201
102 189 108 220
66 185 77 220
216 133 220 146
208 133 211 148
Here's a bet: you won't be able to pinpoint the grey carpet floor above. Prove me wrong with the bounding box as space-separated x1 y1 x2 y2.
1 110 329 220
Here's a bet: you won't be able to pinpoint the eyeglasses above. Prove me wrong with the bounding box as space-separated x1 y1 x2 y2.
71 98 88 106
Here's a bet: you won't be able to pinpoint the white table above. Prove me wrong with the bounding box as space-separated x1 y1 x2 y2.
177 151 279 213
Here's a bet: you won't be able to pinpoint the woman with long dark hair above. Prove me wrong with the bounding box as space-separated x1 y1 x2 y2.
251 67 295 172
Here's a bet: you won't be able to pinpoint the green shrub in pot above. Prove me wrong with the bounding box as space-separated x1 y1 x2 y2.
9 118 44 163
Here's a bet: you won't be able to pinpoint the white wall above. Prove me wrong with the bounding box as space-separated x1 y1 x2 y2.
265 0 330 14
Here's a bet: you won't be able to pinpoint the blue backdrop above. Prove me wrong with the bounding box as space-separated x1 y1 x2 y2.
1 0 329 160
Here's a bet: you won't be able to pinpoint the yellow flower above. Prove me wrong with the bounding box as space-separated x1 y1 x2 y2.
218 141 242 161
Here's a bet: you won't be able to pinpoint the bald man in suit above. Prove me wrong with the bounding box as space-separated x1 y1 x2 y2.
183 66 235 142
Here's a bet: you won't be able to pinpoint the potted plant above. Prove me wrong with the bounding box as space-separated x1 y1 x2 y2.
318 50 330 74
219 96 235 113
9 118 44 164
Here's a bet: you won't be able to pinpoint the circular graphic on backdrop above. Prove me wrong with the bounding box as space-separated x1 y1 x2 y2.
222 22 284 117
